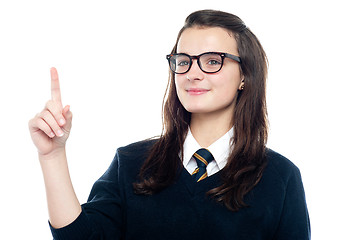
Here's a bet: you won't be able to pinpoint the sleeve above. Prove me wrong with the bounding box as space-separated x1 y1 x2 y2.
49 151 125 240
273 167 311 240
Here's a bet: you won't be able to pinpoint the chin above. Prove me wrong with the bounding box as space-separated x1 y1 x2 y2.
184 106 210 114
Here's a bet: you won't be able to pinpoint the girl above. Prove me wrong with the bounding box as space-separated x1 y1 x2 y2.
29 9 310 240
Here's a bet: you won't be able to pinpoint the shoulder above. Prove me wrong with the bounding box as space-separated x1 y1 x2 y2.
264 148 302 186
262 149 310 239
116 138 158 156
114 138 159 170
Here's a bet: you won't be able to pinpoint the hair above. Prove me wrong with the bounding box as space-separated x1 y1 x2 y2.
133 9 268 211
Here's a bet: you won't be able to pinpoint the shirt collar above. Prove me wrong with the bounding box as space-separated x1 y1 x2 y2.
183 127 234 169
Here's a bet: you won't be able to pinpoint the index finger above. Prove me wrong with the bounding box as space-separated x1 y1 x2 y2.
50 67 62 104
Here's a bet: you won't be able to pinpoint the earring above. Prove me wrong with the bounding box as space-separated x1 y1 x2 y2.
240 78 245 90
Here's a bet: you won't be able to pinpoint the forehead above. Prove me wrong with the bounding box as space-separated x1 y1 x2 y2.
177 27 238 55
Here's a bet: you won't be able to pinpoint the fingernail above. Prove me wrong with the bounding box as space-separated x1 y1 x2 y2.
57 129 64 137
49 132 55 138
59 118 66 126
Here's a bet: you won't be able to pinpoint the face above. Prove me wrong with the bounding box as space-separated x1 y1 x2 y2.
175 27 243 119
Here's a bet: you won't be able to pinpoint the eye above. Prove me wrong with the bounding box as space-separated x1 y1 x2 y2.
177 60 190 66
201 53 222 66
174 55 191 67
207 59 222 65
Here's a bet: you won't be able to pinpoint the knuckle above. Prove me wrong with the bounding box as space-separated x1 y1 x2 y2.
39 111 59 129
34 117 44 129
40 110 51 119
35 112 42 119
45 100 62 114
36 117 45 125
45 100 53 109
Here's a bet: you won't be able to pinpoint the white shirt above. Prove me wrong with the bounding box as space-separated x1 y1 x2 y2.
182 127 234 176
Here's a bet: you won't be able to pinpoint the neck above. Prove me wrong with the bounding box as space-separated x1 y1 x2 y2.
190 111 233 148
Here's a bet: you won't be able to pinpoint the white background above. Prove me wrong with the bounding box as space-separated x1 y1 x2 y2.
1 0 360 239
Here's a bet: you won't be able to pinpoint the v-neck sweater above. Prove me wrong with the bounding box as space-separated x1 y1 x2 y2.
50 139 310 240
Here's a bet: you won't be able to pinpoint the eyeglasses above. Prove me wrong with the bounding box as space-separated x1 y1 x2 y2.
166 52 241 74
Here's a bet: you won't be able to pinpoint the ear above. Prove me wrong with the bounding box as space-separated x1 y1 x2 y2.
238 76 245 90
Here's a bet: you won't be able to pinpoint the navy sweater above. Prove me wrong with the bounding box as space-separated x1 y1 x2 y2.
50 140 310 239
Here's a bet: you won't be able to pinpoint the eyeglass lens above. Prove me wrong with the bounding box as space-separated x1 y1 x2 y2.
170 53 223 74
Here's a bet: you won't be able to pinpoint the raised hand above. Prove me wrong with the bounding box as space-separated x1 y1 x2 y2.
29 68 81 229
29 67 73 156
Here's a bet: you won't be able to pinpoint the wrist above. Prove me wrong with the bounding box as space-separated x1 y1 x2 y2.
38 147 67 162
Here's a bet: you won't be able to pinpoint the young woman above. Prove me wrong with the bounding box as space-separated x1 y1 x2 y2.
29 10 310 240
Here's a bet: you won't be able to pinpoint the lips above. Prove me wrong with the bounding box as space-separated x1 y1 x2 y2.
186 88 210 95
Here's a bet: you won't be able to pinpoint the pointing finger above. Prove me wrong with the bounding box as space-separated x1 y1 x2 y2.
50 67 62 105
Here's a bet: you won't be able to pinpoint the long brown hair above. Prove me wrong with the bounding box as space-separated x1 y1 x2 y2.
133 9 268 211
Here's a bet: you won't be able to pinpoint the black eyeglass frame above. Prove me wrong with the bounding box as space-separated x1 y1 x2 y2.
166 52 242 74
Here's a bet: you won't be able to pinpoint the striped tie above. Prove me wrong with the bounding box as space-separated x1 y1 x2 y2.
192 148 214 182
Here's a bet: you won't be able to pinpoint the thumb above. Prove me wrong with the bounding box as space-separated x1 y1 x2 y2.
62 105 73 133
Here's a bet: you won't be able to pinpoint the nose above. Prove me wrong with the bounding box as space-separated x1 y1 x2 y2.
186 59 204 81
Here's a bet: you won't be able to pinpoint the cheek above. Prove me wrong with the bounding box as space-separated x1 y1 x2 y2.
174 77 184 99
174 76 180 88
218 85 239 102
216 83 241 104
175 75 188 88
216 75 241 94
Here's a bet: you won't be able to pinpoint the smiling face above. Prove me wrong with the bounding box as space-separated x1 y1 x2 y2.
175 27 244 121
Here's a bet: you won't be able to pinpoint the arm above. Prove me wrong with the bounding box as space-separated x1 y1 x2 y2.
40 148 82 229
29 68 81 228
49 150 124 239
273 167 311 240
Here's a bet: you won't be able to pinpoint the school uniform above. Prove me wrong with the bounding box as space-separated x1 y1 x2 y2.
50 129 310 239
